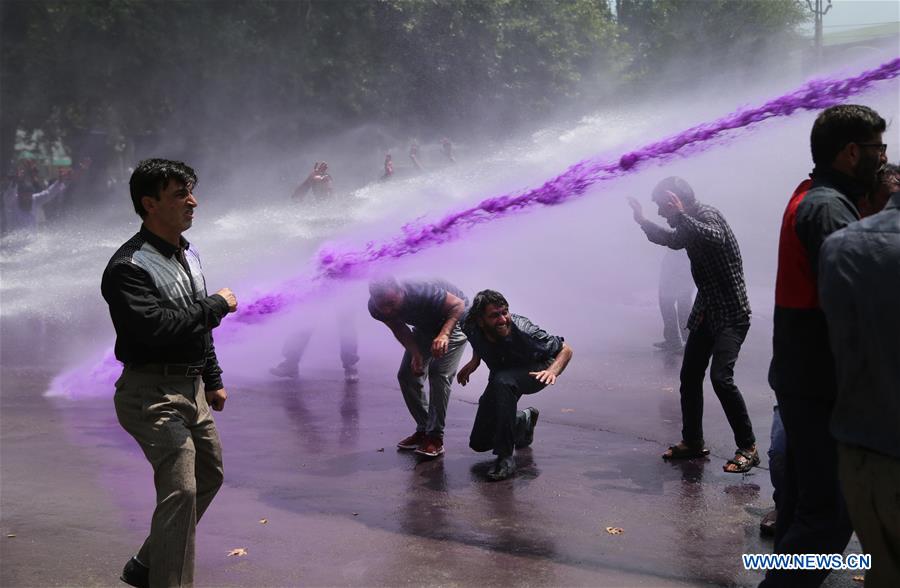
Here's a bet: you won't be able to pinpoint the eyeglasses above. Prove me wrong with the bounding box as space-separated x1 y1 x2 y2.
856 143 888 154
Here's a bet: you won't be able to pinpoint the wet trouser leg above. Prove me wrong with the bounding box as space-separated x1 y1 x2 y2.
762 392 852 588
675 289 693 344
679 323 714 445
422 328 467 436
659 293 680 345
282 329 313 366
679 320 754 448
337 312 359 370
838 444 900 588
768 406 787 511
708 321 755 449
469 366 546 458
397 337 432 434
114 369 224 588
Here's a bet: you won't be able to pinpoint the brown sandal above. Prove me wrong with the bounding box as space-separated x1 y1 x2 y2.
662 441 710 460
724 447 760 473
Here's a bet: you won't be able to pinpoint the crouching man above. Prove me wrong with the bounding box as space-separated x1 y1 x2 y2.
458 290 573 480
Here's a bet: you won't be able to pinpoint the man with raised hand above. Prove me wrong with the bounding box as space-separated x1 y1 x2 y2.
628 176 757 474
102 159 237 588
458 289 573 481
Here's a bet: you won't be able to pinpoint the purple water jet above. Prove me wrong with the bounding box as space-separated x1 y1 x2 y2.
48 58 899 398
238 58 899 323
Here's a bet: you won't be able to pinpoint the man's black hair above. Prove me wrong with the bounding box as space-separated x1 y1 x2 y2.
651 176 695 206
129 158 197 218
810 105 886 168
465 289 509 330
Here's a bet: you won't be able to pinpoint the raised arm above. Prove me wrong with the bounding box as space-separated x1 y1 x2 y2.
628 196 687 250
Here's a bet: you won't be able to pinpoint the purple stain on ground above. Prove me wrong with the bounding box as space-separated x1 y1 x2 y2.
231 58 899 324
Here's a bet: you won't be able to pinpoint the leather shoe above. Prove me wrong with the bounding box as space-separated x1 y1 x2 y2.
415 435 444 458
269 361 298 378
487 456 517 481
397 431 427 450
515 407 539 449
120 556 149 588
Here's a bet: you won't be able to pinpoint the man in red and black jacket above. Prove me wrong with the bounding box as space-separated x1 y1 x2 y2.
763 105 887 588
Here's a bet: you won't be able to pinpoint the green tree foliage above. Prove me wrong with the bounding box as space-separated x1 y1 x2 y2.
616 0 809 81
0 0 807 175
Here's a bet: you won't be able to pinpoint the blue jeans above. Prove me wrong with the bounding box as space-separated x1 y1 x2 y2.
768 405 786 510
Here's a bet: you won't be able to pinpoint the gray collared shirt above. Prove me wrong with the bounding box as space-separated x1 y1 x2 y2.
819 193 900 458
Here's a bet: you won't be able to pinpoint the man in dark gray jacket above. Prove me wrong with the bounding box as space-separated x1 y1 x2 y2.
820 186 900 588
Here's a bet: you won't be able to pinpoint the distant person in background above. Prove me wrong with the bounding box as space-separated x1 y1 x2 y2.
292 161 333 200
763 104 886 588
441 137 455 163
0 166 14 234
270 311 360 383
409 141 423 171
820 184 900 588
656 248 693 351
382 153 394 181
3 166 68 235
368 276 468 458
458 289 573 481
628 176 757 474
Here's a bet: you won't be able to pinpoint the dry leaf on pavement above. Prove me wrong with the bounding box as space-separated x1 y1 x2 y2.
227 548 248 557
259 518 268 525
605 527 624 535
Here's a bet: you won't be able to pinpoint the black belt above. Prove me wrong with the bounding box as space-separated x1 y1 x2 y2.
128 363 205 377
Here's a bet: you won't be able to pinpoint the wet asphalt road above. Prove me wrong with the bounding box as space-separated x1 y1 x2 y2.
0 305 864 588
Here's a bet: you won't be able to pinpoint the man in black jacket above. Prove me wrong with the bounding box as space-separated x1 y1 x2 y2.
102 159 237 588
457 289 573 481
762 105 887 588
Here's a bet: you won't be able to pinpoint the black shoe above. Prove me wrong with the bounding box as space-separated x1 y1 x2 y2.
515 407 539 449
487 456 517 481
760 509 777 537
269 361 299 378
120 557 149 588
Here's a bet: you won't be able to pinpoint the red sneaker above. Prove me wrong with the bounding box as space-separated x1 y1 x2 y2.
397 431 427 450
415 435 445 458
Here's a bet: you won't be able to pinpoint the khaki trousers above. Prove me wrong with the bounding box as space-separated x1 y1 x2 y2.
838 443 900 588
114 368 224 588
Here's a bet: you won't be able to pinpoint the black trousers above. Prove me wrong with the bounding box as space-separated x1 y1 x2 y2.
760 391 853 588
469 366 547 458
679 319 755 448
